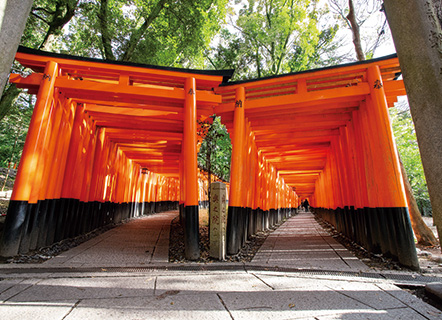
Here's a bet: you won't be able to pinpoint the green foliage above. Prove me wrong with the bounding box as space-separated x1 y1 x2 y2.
389 101 432 216
0 94 34 168
63 0 228 67
206 0 342 80
198 116 232 182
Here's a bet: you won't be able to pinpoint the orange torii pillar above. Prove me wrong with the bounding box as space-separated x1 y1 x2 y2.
366 65 418 270
226 86 246 255
183 77 200 260
0 60 58 257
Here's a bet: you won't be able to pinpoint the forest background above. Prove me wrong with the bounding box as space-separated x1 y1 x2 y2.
0 0 432 216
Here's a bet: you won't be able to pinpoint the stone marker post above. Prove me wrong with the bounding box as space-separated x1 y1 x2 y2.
209 182 227 260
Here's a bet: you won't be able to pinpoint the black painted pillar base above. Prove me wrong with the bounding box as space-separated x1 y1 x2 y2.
0 200 29 257
256 208 263 232
250 209 257 236
179 203 184 226
184 205 199 260
314 206 419 271
226 206 241 255
18 202 36 254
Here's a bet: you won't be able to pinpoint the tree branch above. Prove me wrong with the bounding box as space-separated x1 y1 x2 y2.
31 12 50 25
38 0 79 50
120 0 167 61
98 0 116 60
346 0 365 61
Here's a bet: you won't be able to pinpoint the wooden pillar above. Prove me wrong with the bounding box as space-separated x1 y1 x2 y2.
366 65 418 270
226 86 245 255
1 60 58 257
183 77 199 260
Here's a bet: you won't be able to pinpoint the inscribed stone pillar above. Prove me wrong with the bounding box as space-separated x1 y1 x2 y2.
210 182 227 260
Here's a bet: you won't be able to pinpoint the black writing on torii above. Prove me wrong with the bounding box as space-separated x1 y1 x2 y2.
374 79 383 89
235 99 243 108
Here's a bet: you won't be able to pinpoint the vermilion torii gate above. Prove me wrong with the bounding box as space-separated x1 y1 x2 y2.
1 47 236 260
215 55 418 270
1 47 418 269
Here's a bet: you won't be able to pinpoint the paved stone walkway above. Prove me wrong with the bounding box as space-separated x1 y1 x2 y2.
44 210 177 267
0 210 441 319
251 211 369 271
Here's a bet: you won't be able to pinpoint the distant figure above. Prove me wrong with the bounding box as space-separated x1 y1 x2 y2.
303 199 309 212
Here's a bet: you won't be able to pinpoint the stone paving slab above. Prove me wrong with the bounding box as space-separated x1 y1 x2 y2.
0 271 440 320
65 292 231 320
0 210 441 319
44 211 177 267
0 301 78 320
250 212 369 272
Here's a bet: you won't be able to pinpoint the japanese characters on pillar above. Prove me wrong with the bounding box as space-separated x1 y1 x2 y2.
209 182 227 260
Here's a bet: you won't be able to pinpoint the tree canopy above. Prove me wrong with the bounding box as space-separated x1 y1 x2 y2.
206 0 342 80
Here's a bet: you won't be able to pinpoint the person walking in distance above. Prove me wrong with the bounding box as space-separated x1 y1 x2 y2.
303 199 309 212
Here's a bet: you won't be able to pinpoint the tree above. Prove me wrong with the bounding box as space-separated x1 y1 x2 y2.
0 93 34 190
0 0 229 167
332 0 436 246
206 0 342 80
198 116 232 184
337 0 438 246
390 102 437 246
197 115 231 216
383 0 442 248
1 0 81 122
63 0 228 66
0 0 33 95
328 0 389 59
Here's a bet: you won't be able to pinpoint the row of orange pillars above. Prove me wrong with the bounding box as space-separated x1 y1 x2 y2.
225 87 299 256
0 57 298 263
1 48 419 270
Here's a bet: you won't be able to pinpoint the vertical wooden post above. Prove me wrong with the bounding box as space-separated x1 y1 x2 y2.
226 86 245 255
183 77 199 260
366 65 418 270
1 60 58 257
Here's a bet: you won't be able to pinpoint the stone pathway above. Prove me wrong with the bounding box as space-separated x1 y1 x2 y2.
250 211 369 271
1 210 441 319
43 210 177 267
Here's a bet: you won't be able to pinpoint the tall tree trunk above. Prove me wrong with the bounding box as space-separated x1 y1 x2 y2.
384 0 442 249
0 0 33 94
98 0 116 60
346 0 365 61
399 154 438 246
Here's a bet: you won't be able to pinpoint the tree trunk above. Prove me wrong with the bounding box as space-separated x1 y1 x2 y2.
120 0 167 62
98 0 116 60
384 0 442 249
346 0 365 61
399 153 438 246
0 0 33 94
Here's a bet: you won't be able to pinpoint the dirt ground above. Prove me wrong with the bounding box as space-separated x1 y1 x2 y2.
0 168 16 192
416 217 442 275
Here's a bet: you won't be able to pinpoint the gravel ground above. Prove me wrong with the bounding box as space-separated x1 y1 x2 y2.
0 168 16 191
0 223 118 264
169 215 275 263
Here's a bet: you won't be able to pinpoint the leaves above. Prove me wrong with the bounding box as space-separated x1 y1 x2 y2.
389 100 432 215
206 0 342 80
197 116 231 182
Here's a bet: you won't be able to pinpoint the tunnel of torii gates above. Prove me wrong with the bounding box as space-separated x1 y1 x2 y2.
0 46 419 270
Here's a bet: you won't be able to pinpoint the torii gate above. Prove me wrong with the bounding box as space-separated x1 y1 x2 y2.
1 47 418 270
